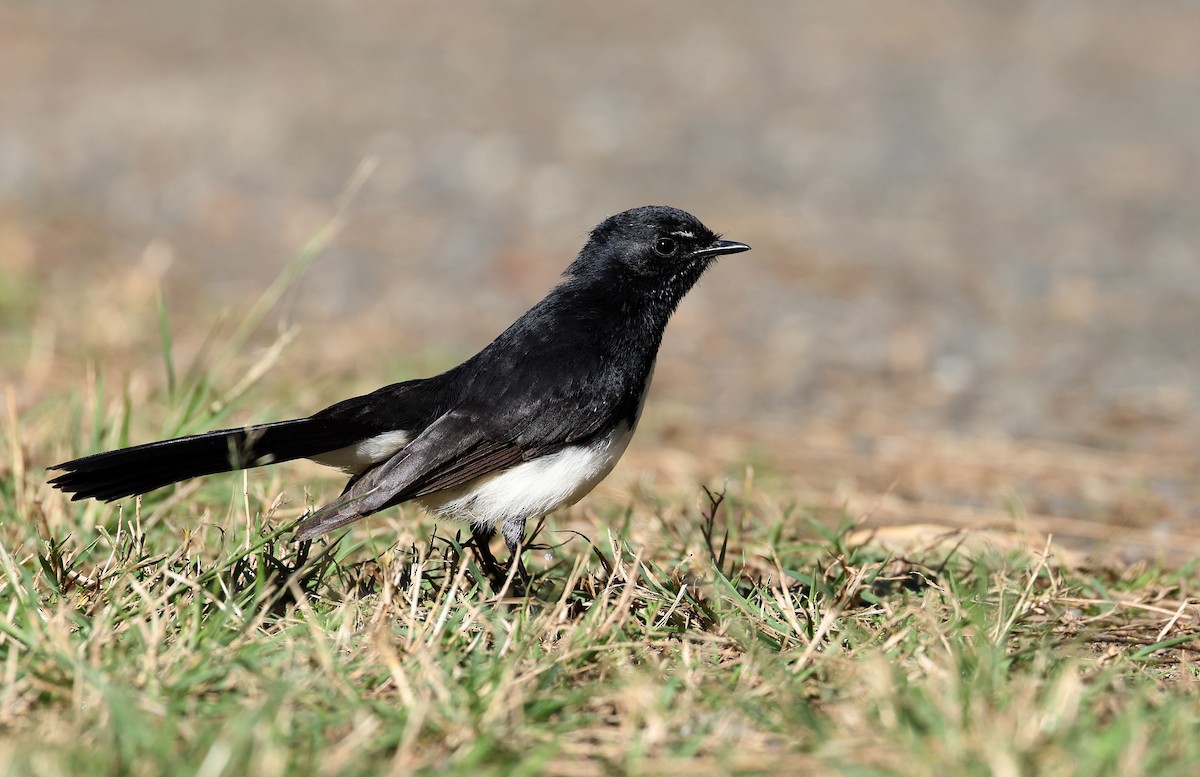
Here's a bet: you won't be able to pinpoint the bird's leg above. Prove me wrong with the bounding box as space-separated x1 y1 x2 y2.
469 525 506 590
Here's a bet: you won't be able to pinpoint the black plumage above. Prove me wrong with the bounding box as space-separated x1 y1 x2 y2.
49 206 750 567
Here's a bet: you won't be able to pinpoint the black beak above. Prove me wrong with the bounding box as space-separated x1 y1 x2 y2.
694 239 751 259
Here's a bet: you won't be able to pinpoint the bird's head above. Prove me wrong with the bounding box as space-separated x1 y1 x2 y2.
564 206 750 306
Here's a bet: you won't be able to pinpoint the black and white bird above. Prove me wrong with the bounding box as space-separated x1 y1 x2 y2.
49 206 749 572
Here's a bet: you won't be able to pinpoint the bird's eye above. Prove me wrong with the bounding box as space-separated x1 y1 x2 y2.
653 237 678 257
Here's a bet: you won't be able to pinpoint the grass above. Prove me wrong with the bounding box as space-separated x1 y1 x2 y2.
2 235 1199 776
3 467 1198 777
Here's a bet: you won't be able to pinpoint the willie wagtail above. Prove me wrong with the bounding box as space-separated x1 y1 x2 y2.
49 206 750 570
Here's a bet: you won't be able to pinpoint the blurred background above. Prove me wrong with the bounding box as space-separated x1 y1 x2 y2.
2 1 1198 560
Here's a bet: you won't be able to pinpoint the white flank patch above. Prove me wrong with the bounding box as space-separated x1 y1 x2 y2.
309 429 412 473
421 359 655 533
311 360 656 542
417 423 635 531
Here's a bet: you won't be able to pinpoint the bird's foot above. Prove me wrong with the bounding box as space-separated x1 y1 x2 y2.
468 532 528 597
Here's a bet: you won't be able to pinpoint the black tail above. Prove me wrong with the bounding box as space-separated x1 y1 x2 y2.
48 416 363 502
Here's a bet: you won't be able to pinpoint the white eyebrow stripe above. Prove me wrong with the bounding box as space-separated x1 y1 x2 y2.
670 230 695 238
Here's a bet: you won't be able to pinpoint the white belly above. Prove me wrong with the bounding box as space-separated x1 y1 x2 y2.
310 361 654 543
416 422 635 531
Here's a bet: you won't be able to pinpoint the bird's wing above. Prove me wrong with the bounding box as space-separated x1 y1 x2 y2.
293 407 526 540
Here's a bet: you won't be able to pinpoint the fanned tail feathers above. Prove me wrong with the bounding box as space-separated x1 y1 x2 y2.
48 417 361 502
